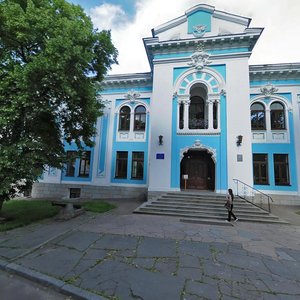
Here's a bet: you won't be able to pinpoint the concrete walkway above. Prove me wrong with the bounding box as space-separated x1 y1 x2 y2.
0 199 300 299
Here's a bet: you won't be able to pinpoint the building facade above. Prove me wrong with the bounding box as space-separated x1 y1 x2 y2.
34 4 300 205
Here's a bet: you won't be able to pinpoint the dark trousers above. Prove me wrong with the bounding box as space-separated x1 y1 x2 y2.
227 204 237 221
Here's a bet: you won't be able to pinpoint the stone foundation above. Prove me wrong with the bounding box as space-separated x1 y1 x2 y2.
266 194 300 206
32 183 147 201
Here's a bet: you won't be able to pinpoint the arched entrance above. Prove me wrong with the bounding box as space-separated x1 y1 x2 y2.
180 150 215 190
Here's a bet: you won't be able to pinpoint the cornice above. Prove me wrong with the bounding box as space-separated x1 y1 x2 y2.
153 15 186 36
144 30 262 55
185 4 215 16
102 72 152 87
152 52 252 65
249 63 300 80
143 31 260 69
213 9 250 26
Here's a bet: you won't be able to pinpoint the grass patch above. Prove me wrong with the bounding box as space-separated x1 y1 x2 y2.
0 199 116 232
0 200 60 232
296 211 300 215
82 201 116 213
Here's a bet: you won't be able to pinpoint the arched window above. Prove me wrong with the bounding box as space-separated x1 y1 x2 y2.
119 106 131 131
134 105 146 131
270 102 285 130
189 96 206 129
251 103 266 130
188 84 208 129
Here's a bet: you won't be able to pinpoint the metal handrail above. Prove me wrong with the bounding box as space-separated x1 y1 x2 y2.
233 178 273 212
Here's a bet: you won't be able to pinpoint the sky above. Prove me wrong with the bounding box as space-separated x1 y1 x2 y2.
68 0 300 75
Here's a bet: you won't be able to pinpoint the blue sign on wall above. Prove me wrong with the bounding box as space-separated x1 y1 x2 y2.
156 153 165 160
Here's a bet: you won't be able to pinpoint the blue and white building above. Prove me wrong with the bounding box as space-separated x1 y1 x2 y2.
34 4 300 205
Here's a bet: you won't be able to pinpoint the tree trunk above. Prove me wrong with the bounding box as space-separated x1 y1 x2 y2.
0 199 4 215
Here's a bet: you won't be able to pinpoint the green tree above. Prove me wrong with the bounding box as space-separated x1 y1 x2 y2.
0 0 118 210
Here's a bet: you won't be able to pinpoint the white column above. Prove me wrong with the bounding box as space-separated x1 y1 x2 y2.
207 98 214 130
265 108 271 141
176 99 180 131
177 99 183 131
129 111 134 139
216 99 220 130
184 99 190 130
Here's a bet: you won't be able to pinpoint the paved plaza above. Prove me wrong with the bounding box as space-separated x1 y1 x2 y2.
0 199 300 299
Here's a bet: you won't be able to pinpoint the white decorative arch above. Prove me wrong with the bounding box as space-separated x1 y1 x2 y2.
174 67 224 134
250 95 292 112
115 99 149 143
268 97 292 113
115 100 150 114
250 99 267 109
180 139 217 163
174 66 225 96
250 94 291 144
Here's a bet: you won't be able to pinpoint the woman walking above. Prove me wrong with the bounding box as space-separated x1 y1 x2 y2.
225 188 238 222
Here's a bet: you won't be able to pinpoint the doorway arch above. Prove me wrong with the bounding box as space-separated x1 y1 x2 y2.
180 149 215 190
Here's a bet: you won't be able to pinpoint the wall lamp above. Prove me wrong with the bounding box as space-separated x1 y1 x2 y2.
236 135 243 146
159 135 163 145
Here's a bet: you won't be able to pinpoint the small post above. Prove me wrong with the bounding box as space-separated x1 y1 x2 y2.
183 174 188 190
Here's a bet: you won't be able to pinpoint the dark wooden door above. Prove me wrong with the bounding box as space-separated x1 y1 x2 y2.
186 157 208 190
181 151 215 191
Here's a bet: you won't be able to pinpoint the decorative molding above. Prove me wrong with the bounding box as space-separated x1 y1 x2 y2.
250 95 292 112
220 89 226 96
180 139 217 162
192 24 207 37
177 94 189 101
208 93 220 101
187 43 212 71
124 89 141 104
260 83 278 97
177 132 220 136
174 66 225 96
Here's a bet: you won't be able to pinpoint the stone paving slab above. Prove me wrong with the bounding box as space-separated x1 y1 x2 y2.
8 230 300 299
0 202 299 299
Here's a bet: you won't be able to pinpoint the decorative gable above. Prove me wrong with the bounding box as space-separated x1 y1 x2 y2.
152 4 251 42
187 10 212 36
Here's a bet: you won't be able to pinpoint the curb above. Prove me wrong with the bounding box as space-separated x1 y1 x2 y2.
0 259 105 300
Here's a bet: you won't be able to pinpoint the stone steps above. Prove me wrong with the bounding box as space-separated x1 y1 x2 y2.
134 192 289 225
142 203 269 215
151 200 263 210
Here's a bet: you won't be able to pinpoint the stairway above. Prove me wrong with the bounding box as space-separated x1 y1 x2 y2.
133 192 289 225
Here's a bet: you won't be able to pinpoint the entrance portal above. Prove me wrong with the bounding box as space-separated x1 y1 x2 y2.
180 150 215 190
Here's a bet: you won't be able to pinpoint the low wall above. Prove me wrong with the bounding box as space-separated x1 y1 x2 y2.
251 193 300 206
32 183 147 201
266 194 300 206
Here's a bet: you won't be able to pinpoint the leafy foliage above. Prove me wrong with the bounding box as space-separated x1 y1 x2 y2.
0 0 118 203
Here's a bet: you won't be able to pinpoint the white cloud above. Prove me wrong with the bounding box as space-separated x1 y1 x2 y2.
89 0 300 74
89 3 127 30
